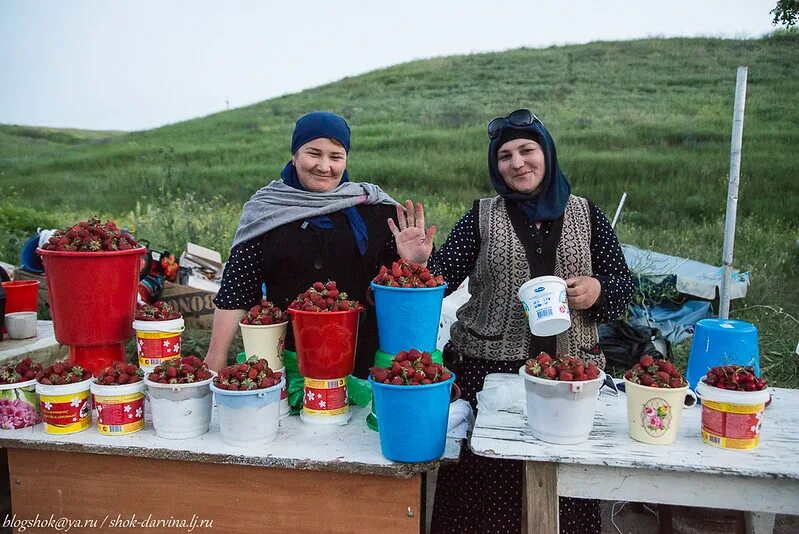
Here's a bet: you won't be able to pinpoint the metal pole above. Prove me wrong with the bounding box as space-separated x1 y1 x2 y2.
611 192 628 229
719 66 748 319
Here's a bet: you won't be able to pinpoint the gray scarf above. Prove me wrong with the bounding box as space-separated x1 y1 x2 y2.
231 180 398 249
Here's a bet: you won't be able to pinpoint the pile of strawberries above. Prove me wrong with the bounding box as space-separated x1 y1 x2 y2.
525 352 601 382
372 259 445 288
146 355 213 384
370 349 452 385
624 355 687 389
702 365 767 392
240 300 288 325
35 361 92 385
214 358 283 390
0 357 43 384
95 362 145 385
288 281 363 312
41 217 140 252
135 301 182 321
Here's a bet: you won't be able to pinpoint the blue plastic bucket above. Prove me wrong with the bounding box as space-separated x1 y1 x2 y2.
369 373 455 463
686 319 760 389
370 282 447 354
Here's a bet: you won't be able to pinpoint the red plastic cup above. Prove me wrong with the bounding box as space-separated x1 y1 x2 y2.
2 280 39 313
287 308 362 379
37 247 145 374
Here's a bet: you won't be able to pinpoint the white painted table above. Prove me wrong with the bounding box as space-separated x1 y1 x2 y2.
0 405 460 533
470 373 799 534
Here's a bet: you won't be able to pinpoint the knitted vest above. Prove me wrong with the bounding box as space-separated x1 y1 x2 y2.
449 195 605 367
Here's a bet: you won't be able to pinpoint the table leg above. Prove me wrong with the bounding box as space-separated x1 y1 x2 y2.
744 512 775 534
524 461 558 534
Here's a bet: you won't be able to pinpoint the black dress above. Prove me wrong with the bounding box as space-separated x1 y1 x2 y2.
429 200 633 534
214 203 399 378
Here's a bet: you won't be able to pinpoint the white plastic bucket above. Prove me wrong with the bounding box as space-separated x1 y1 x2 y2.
36 377 93 435
0 378 41 429
211 377 284 447
5 312 38 340
518 276 571 337
239 321 288 371
132 318 184 368
145 373 214 439
276 367 289 419
624 380 693 445
696 378 770 450
90 380 146 436
518 366 604 444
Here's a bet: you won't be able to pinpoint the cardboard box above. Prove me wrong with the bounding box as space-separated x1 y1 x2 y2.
159 281 217 329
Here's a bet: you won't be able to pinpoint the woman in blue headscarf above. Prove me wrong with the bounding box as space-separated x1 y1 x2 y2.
205 112 409 378
395 109 633 533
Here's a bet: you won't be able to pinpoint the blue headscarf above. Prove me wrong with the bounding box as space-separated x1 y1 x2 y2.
281 112 370 255
487 118 571 221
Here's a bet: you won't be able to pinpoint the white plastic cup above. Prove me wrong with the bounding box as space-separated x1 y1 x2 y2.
518 366 604 444
518 276 571 337
144 373 214 439
211 377 284 447
5 312 38 340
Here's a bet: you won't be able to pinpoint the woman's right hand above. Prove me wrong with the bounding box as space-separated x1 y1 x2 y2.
388 200 437 265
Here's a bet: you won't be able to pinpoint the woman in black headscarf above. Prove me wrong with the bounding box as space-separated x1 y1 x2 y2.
394 109 634 533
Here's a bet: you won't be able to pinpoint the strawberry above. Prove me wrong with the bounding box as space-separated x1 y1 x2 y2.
240 300 288 326
625 355 687 389
213 357 281 391
373 350 452 385
147 355 213 384
372 259 445 288
94 361 145 386
524 352 599 382
41 217 140 252
702 365 766 392
36 360 92 384
0 357 43 385
288 281 362 313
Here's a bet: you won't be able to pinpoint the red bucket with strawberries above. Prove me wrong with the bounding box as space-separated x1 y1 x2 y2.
37 220 145 375
287 281 363 380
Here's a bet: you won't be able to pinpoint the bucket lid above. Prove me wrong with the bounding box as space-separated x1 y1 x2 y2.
210 376 285 397
145 371 216 391
0 378 37 391
132 317 185 332
90 379 146 396
695 377 770 404
35 376 94 396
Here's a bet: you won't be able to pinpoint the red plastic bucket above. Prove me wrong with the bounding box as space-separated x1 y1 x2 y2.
287 308 362 379
2 280 39 313
37 247 145 374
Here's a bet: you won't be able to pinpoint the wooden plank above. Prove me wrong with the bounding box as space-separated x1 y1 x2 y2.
557 464 799 515
471 374 799 481
524 462 558 534
8 448 421 534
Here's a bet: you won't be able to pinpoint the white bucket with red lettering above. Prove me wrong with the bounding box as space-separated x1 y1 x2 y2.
132 318 184 368
36 378 93 435
696 378 770 450
276 367 289 419
300 376 350 425
518 276 571 337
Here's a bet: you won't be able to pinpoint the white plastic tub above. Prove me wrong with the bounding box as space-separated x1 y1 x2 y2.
36 377 93 435
144 373 214 439
90 380 146 436
518 366 604 444
518 276 570 337
5 312 38 340
132 317 184 368
211 377 284 447
696 378 770 450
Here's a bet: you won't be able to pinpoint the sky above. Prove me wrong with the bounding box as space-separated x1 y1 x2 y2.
0 0 779 131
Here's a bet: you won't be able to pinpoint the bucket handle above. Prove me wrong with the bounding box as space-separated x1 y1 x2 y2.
450 382 461 403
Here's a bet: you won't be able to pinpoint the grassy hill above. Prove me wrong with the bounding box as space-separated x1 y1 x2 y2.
2 35 798 384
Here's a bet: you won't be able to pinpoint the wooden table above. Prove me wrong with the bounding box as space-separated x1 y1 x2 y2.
0 405 459 533
470 373 799 534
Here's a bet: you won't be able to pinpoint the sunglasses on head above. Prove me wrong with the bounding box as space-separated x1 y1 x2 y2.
487 109 543 139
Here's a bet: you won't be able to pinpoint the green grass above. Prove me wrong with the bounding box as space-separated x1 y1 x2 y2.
1 35 797 385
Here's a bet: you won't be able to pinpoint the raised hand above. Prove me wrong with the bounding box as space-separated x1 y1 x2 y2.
387 200 437 265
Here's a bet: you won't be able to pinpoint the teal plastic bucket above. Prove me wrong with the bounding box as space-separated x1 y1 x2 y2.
369 373 455 463
686 319 760 389
370 281 447 354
